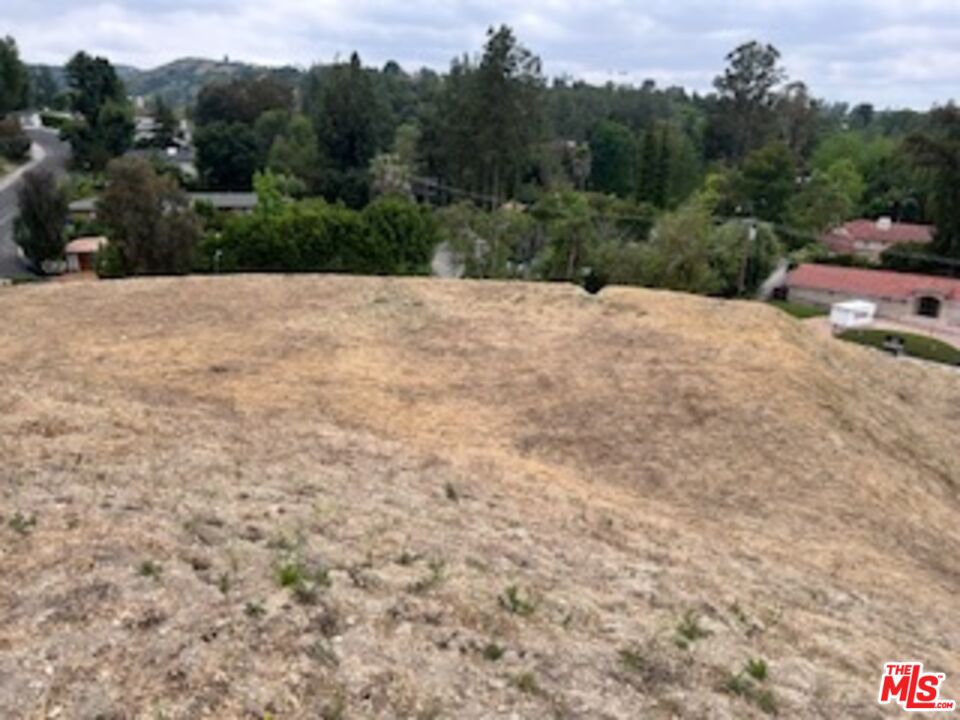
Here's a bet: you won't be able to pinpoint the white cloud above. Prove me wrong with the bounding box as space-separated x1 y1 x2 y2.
6 0 960 108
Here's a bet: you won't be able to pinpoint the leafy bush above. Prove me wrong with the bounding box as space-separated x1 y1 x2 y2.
881 243 960 278
0 133 30 162
839 329 960 366
94 242 127 279
14 169 67 267
203 193 439 275
360 196 439 275
768 300 827 319
0 116 30 162
40 112 70 130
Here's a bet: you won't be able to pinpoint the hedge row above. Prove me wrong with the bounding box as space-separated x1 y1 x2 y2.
200 196 439 276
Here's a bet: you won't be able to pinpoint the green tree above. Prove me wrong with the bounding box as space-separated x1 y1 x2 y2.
98 156 202 274
304 53 381 206
776 81 820 160
205 193 436 274
637 128 660 204
473 26 545 202
96 100 135 156
194 75 294 127
421 26 544 203
709 220 782 296
152 97 178 148
0 116 30 161
65 52 126 124
29 66 60 109
14 169 67 268
358 196 439 274
812 131 919 219
63 52 133 169
644 202 720 293
195 121 260 190
254 109 291 162
268 114 320 186
653 125 671 208
736 142 797 221
531 191 597 280
709 41 786 161
0 36 29 115
788 160 863 235
588 120 636 197
313 52 379 172
905 105 960 257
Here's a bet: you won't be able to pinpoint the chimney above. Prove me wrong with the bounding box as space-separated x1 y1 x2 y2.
876 216 893 231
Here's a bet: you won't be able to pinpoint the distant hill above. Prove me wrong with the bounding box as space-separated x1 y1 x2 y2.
30 57 303 109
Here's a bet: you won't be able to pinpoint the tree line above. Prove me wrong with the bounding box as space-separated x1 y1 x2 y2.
7 27 960 288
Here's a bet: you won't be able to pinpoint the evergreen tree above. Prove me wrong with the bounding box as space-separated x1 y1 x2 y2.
653 126 671 208
588 120 636 197
62 52 133 169
0 37 29 115
14 169 67 268
637 128 659 204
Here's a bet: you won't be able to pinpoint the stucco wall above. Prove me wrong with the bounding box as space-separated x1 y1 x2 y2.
788 286 960 327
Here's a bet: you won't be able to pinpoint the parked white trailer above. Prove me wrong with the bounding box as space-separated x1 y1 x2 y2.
830 300 876 331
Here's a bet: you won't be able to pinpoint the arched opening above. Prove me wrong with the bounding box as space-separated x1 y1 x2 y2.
917 295 942 319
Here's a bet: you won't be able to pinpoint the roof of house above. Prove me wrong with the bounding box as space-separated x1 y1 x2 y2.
68 198 97 213
69 192 256 214
64 236 108 255
787 263 960 301
190 192 257 210
822 219 934 254
125 146 197 164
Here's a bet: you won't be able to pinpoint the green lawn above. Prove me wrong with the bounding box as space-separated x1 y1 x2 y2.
839 329 960 366
768 300 828 319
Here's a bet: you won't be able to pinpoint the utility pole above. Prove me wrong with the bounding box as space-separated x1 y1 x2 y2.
737 220 758 297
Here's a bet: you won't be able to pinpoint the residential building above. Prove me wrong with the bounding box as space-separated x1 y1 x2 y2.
821 218 933 261
786 264 960 328
69 192 257 220
64 236 107 273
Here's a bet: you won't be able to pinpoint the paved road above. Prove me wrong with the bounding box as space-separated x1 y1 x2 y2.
0 129 71 278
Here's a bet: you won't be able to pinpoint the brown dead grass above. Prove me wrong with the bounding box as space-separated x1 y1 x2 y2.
0 274 958 719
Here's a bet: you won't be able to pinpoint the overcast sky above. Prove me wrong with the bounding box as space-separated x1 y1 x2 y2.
5 0 959 109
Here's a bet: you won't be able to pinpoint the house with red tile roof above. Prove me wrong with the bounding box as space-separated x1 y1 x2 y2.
786 264 960 328
821 218 934 261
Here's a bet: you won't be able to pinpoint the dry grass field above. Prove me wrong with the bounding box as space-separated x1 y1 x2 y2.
0 275 958 719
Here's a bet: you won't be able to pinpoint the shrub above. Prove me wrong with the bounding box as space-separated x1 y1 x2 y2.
768 300 827 319
482 643 505 661
498 584 537 617
746 658 769 682
839 329 960 366
207 195 438 276
40 112 70 130
95 242 127 279
359 196 439 275
98 157 201 275
510 672 540 695
674 610 711 649
8 512 37 535
14 169 67 268
723 660 778 716
0 116 30 161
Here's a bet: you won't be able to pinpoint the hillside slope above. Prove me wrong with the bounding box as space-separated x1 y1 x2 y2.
0 276 958 719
